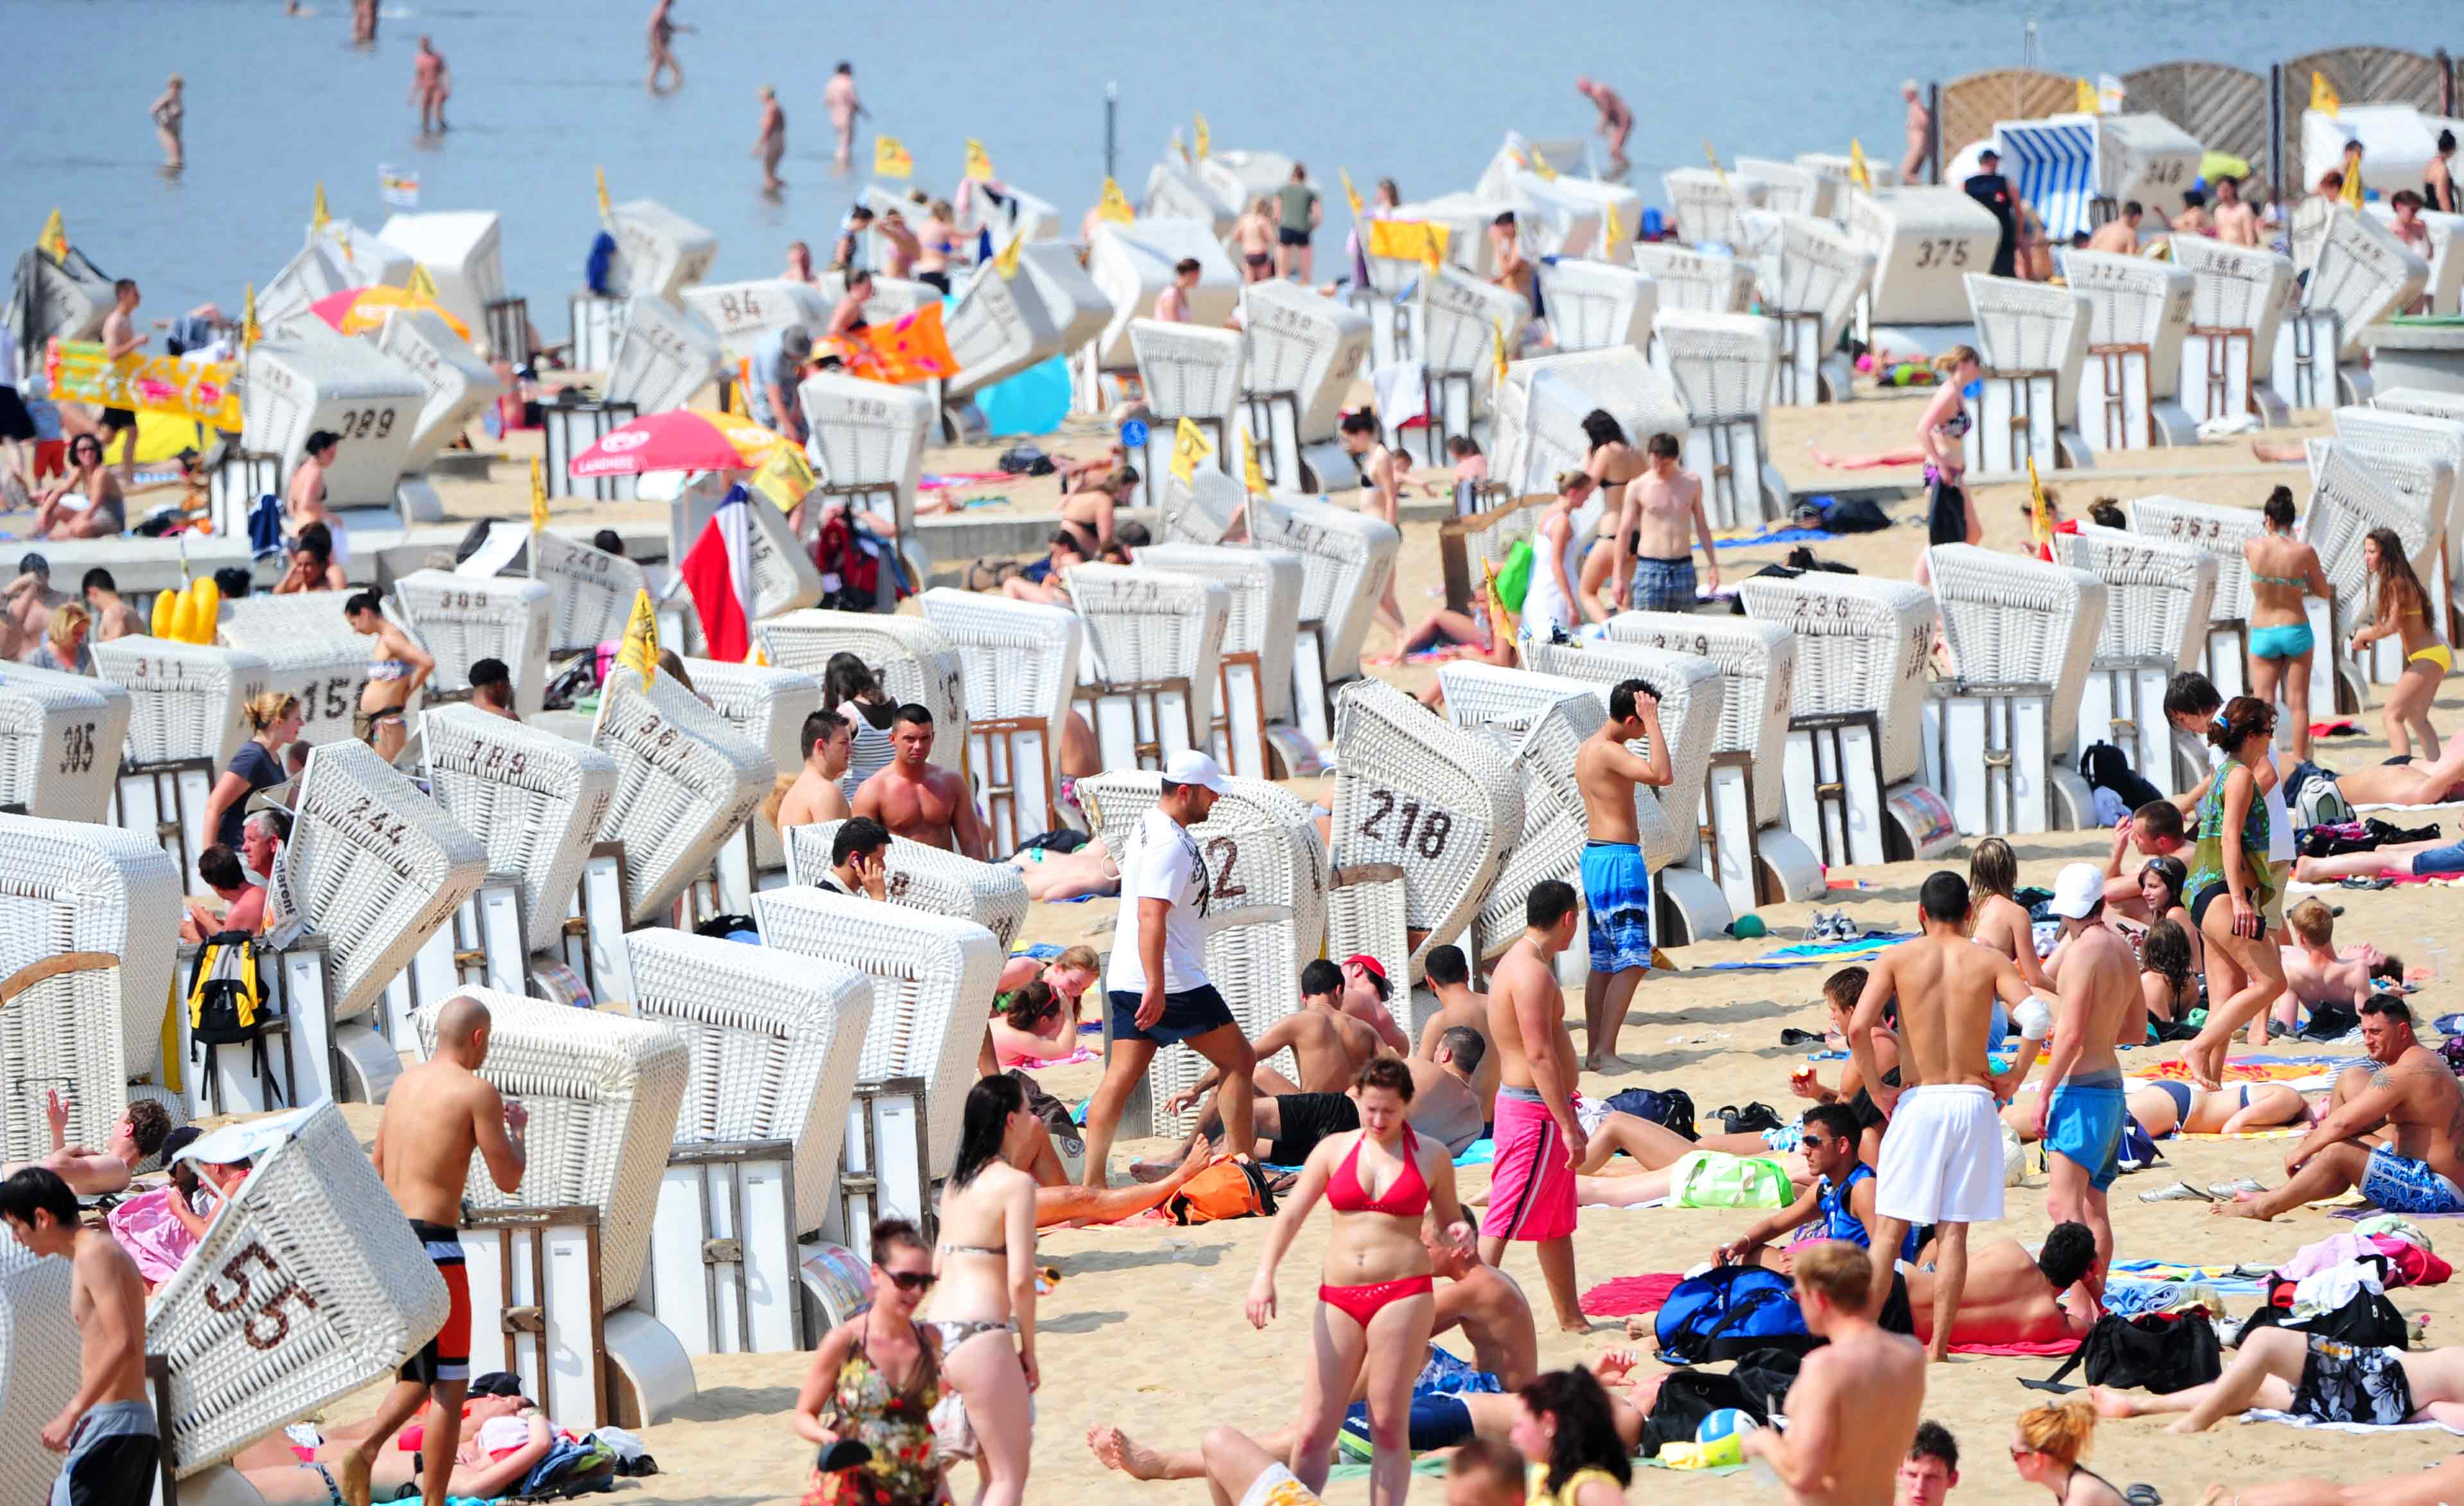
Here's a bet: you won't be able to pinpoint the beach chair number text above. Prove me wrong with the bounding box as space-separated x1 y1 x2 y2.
343 795 408 845
1356 790 1453 858
204 1241 322 1350
335 408 396 441
1205 836 1247 902
57 722 97 775
1911 239 1970 269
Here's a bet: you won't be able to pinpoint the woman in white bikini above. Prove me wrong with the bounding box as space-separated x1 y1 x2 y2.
927 1076 1041 1506
345 589 432 761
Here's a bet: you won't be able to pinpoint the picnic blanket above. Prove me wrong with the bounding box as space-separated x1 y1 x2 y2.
1704 932 1912 972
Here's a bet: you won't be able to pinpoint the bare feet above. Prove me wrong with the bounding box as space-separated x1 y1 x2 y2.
336 1446 373 1506
1557 1311 1592 1335
1087 1423 1168 1481
2210 1198 2271 1220
2087 1384 2140 1420
1625 1315 1652 1340
2165 1415 2207 1435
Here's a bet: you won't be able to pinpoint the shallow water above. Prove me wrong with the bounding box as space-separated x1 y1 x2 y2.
0 0 2439 329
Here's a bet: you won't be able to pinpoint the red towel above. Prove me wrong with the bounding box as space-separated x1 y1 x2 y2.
1580 1273 1686 1316
1947 1337 2079 1356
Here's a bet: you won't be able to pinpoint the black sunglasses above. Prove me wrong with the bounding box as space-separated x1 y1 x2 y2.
884 1268 937 1293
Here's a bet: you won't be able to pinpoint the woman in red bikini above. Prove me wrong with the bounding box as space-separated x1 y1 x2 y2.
1245 1055 1474 1505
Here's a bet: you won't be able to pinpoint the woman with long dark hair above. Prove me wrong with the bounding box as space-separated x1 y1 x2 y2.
823 652 896 799
926 1077 1039 1506
2243 485 2328 765
1507 1367 1632 1505
2137 917 2198 1034
2134 856 2199 976
2349 525 2447 760
2178 697 2288 1089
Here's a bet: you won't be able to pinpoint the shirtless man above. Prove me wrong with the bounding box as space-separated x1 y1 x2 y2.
1488 213 1535 306
2278 896 2381 1025
3 553 69 652
2173 187 2214 238
1192 958 1381 1102
97 281 144 478
1900 1222 2100 1349
2085 202 2141 254
2212 175 2261 247
852 704 989 859
645 0 688 92
0 1089 170 1197
1416 944 1499 1122
774 707 853 836
1851 870 2049 1359
1612 433 1717 614
1339 951 1412 1055
754 85 786 191
1480 879 1590 1333
1575 77 1633 177
1743 1242 1926 1506
1149 1026 1488 1172
2095 799 2188 914
337 995 529 1506
2217 994 2464 1220
824 62 860 171
2 1166 158 1501
1900 80 1932 184
2032 863 2139 1298
80 567 143 641
1574 679 1674 1069
410 36 450 135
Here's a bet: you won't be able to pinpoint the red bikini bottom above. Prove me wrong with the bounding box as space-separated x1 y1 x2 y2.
1319 1274 1434 1328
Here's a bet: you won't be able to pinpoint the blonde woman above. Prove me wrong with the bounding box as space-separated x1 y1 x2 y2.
26 600 92 675
2008 1397 2124 1506
202 693 300 852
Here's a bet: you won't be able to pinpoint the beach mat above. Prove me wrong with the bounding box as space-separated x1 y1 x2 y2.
2240 1409 2464 1435
1580 1273 1685 1316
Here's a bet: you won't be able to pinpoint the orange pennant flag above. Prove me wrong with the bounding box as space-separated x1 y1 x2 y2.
827 300 959 386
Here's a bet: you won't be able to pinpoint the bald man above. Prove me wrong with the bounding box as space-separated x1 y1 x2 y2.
335 996 528 1506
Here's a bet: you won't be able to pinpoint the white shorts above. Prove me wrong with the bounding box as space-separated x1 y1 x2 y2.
1876 1084 2004 1226
1240 1460 1324 1506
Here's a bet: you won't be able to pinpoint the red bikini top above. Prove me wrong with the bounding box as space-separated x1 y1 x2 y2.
1328 1125 1429 1217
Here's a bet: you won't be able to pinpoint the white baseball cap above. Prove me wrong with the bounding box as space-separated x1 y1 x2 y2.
2047 861 2105 919
1163 749 1228 795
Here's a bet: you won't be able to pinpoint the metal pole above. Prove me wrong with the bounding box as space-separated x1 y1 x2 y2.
1105 82 1118 186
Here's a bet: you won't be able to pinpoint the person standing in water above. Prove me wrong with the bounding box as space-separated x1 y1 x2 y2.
645 0 690 92
754 86 787 192
149 74 184 173
410 36 451 135
1575 77 1633 177
824 63 861 172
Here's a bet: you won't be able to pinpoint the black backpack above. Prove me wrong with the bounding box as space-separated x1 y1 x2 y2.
1601 1086 1697 1142
187 930 280 1104
2024 1310 2223 1395
2079 743 2163 813
1637 1369 1753 1456
2240 1279 2409 1349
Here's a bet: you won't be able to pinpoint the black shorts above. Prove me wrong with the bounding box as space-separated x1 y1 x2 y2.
1107 984 1236 1046
98 406 137 434
1277 227 1310 248
1267 1093 1360 1165
917 270 951 294
1879 1272 1914 1336
0 385 33 444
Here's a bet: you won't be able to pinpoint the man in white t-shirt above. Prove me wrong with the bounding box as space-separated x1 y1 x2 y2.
1079 750 1258 1188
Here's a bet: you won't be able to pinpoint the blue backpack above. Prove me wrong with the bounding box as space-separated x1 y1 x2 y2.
1653 1265 1813 1364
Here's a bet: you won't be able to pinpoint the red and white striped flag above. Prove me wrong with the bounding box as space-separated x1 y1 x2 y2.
678 483 757 663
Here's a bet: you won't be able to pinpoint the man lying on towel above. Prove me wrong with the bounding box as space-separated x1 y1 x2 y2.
1893 1222 2101 1350
2214 994 2464 1222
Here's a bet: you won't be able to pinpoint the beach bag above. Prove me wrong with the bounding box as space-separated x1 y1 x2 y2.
1821 496 1892 534
1673 1151 1792 1209
1653 1265 1812 1364
1926 476 1970 546
2024 1311 2222 1395
1168 1156 1275 1224
1491 539 1534 614
1727 1347 1804 1417
187 930 279 1102
2079 743 2162 813
1636 1369 1754 1455
1601 1086 1697 1142
2296 770 2355 831
2239 1284 2408 1349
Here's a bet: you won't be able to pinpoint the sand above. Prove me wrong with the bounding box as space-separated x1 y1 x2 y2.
300 381 2464 1505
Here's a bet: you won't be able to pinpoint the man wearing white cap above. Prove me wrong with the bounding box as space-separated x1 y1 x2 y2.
2032 861 2139 1302
1080 750 1258 1188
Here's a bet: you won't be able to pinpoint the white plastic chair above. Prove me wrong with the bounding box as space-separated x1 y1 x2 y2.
422 703 619 949
590 668 775 925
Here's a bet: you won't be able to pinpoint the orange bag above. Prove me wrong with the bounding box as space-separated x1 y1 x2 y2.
1167 1156 1277 1224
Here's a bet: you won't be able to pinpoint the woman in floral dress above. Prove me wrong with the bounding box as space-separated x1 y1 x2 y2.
794 1220 947 1505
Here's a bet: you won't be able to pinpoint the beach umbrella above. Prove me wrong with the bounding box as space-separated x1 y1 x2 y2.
566 406 795 479
308 282 471 340
2199 150 2250 184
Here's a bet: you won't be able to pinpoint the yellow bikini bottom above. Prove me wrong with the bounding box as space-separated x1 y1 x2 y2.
2410 643 2454 674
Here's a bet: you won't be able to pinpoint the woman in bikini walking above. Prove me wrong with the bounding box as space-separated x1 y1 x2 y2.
344 589 433 761
926 1077 1041 1506
2348 526 2447 761
1247 1056 1473 1506
2243 485 2329 766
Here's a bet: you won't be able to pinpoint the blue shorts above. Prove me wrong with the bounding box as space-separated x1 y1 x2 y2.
1340 1345 1498 1451
1106 985 1237 1046
1631 555 1699 612
1579 840 1651 975
2363 1145 2464 1214
2046 1077 2127 1191
2413 844 2464 878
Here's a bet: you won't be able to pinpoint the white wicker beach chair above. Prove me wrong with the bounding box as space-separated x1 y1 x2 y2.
591 668 774 924
1739 571 1937 788
1071 769 1321 852
1129 318 1245 431
2127 495 2266 623
797 371 934 540
2305 205 2430 360
1925 544 2107 755
146 1101 451 1476
944 255 1065 400
1245 492 1401 690
2305 442 2442 661
915 589 1081 849
1066 564 1229 773
373 307 503 471
1663 167 1765 249
0 813 180 1159
1962 273 2092 471
1419 266 1529 408
1630 243 1758 315
422 704 618 948
1537 258 1658 355
532 528 653 653
1651 308 1787 525
279 740 487 1023
603 291 727 415
1604 614 1798 831
0 1245 75 1505
91 636 270 772
1735 160 1836 221
1131 542 1305 770
2332 406 2464 616
1843 187 2001 325
752 887 1001 1175
1329 679 1523 966
217 591 373 747
1490 348 1693 499
2058 248 2197 450
1157 465 1249 546
1525 638 1728 869
1436 664 1605 960
751 611 967 783
0 662 125 821
391 569 554 718
625 930 874 1238
413 991 690 1311
1237 279 1370 483
2170 236 2295 421
2055 527 2218 671
783 820 1030 953
1749 214 1874 404
684 657 824 875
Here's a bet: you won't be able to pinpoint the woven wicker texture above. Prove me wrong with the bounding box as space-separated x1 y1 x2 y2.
2126 495 2267 622
2299 204 2429 358
625 929 874 1236
591 668 775 924
752 611 967 782
682 658 823 872
1066 564 1229 743
2336 406 2464 485
1924 544 2108 757
1438 665 1603 960
1651 309 1781 425
280 739 487 1022
797 371 933 538
1237 280 1370 443
1604 614 1798 828
146 1102 451 1476
2171 236 2293 348
1431 664 1683 868
751 887 1001 1175
1489 349 1690 503
217 592 376 748
1964 275 2092 422
1749 214 1873 347
1526 639 1728 869
1136 543 1307 725
391 569 553 718
1325 865 1411 1001
2327 419 2460 591
0 662 126 820
784 820 1031 952
0 1243 76 1504
1535 258 1658 354
1663 167 1764 250
1329 679 1524 958
1631 243 1758 315
916 589 1084 726
2054 527 2219 668
93 637 272 769
422 704 619 946
2378 390 2464 425
1422 268 1530 394
1129 319 1245 422
412 990 690 1311
532 529 653 652
1156 466 1249 546
1739 572 1936 787
0 811 182 1126
1245 493 1401 684
2058 249 2196 353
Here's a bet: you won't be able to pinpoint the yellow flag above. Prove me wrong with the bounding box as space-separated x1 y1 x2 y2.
750 646 770 668
595 165 611 217
1339 166 1364 218
1491 319 1509 386
993 232 1024 280
617 589 659 686
1241 429 1269 496
1193 112 1211 162
529 457 550 533
1367 220 1448 263
1421 221 1445 273
1097 177 1135 225
964 137 994 182
36 209 67 261
1848 139 1874 191
241 282 261 351
2026 457 2051 552
335 222 352 263
1169 417 1213 485
2076 77 2098 114
1529 147 1557 183
874 135 914 179
310 183 329 234
1704 141 1729 192
1604 200 1624 251
2342 164 2366 210
2311 71 2339 117
406 263 441 302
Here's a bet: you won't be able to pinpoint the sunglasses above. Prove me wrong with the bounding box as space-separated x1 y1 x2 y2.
883 1268 937 1293
2008 1445 2036 1462
1800 1134 1830 1150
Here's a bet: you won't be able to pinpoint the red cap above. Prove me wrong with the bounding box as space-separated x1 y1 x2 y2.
1342 953 1387 981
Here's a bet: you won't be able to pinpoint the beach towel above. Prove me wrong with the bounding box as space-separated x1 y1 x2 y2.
1947 1337 2081 1357
1581 1273 1687 1317
1714 524 1832 550
2140 1059 2341 1084
2238 1410 2464 1435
